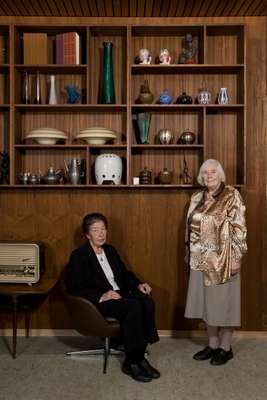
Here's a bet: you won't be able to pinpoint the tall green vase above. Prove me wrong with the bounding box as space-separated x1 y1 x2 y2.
136 113 151 144
100 42 116 104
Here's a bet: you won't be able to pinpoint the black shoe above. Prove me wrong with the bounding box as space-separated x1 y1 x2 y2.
138 358 160 379
193 346 220 361
122 361 152 382
210 348 233 366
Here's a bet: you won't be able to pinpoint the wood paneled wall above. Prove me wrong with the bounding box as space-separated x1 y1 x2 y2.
0 16 266 332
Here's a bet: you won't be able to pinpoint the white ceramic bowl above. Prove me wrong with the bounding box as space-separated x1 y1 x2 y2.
33 137 59 145
25 129 68 145
28 127 67 136
79 127 114 134
75 131 116 144
82 137 109 144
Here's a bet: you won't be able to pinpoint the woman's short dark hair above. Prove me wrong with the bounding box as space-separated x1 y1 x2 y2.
82 213 108 234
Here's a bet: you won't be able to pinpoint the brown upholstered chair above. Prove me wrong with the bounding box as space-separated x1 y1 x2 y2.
60 271 123 373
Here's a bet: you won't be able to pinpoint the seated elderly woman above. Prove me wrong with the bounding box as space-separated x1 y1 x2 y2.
65 213 160 382
184 159 247 365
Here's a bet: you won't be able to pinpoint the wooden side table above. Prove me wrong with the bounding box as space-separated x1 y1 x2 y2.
0 276 57 358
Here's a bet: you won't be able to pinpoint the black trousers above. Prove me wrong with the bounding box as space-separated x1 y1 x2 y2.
97 291 159 360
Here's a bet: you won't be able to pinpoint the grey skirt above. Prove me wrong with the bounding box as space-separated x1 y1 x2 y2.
184 270 241 326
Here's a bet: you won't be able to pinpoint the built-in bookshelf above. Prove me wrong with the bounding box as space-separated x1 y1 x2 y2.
0 24 246 188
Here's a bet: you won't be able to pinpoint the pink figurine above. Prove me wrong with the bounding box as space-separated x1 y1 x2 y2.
159 48 171 65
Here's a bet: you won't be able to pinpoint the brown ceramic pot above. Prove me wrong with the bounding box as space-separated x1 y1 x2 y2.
158 167 173 184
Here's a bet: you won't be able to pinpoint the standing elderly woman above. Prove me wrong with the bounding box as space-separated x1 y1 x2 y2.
184 159 247 365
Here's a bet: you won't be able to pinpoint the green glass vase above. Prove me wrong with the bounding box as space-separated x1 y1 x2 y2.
136 113 151 144
100 42 116 104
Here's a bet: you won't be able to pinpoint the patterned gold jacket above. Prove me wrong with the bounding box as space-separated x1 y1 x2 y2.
186 184 247 286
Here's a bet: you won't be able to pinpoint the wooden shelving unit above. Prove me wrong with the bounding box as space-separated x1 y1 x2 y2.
0 23 246 188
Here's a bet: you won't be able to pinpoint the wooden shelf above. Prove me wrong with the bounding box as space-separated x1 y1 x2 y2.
0 104 9 110
14 104 127 111
0 65 9 72
131 64 244 74
15 144 127 149
132 104 204 111
131 145 204 149
15 64 87 73
132 104 245 111
0 183 245 190
0 23 246 188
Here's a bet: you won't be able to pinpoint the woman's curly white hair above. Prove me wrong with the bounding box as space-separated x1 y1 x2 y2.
197 159 226 186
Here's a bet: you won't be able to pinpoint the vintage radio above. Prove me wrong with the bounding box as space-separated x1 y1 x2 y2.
0 242 44 285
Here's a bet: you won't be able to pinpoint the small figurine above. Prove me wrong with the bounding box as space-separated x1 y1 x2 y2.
137 48 152 64
178 33 198 64
180 155 193 184
64 85 81 104
159 48 171 65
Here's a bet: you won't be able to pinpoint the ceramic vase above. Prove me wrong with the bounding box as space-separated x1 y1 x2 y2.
49 75 57 105
100 42 116 104
138 80 153 104
197 88 211 104
218 87 229 104
159 89 173 104
95 154 122 185
176 91 193 104
139 166 152 184
158 167 173 184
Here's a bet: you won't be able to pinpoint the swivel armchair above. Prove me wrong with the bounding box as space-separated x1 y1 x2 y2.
60 271 123 373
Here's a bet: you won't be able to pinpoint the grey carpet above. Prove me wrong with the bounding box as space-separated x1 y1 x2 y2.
0 336 267 400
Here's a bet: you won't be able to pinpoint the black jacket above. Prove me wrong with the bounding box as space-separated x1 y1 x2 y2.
65 241 140 304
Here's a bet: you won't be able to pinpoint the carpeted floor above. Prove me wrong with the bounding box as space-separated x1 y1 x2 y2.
0 336 267 400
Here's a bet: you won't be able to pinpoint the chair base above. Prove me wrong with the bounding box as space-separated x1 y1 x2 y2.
65 337 124 373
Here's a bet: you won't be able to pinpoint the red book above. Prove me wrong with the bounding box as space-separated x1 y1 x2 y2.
56 32 80 64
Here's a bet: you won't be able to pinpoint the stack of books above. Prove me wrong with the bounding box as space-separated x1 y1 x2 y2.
56 32 80 64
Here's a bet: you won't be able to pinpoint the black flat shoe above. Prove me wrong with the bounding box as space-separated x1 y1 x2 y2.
122 361 152 382
210 348 233 365
193 346 220 361
138 359 160 379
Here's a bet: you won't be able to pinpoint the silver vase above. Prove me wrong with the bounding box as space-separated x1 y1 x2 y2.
68 159 81 185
